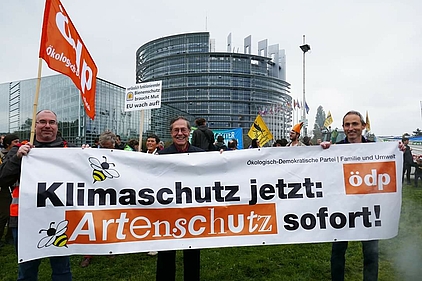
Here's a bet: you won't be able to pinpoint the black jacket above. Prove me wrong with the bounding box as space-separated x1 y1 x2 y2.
337 136 373 144
191 125 215 151
403 145 413 165
158 143 204 155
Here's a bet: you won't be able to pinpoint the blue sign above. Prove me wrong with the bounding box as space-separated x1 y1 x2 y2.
213 128 243 150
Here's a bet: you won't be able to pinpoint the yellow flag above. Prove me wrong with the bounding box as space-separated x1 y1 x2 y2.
324 111 333 128
248 115 273 146
365 111 371 131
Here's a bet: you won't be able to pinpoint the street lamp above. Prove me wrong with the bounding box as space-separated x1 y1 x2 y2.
300 35 311 136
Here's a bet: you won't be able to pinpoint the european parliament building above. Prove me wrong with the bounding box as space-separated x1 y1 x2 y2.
136 32 292 139
0 31 292 146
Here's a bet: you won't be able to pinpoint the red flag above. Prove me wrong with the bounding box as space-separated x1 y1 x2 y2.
39 0 97 119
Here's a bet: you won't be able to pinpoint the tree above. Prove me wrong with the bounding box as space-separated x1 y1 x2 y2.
311 106 326 144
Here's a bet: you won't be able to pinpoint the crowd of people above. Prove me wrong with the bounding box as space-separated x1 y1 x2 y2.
0 110 408 281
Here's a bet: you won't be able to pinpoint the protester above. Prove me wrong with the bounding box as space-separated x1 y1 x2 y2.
273 139 288 147
287 122 305 146
0 135 5 149
124 139 139 152
158 141 165 150
144 134 160 154
81 130 118 267
191 117 215 151
227 139 238 150
156 116 204 281
414 156 422 188
249 138 260 148
97 131 117 149
402 136 413 185
320 110 405 281
302 136 312 146
214 135 227 151
0 110 73 280
0 134 20 247
115 134 125 150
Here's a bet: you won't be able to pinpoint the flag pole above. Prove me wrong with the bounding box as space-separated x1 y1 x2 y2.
30 58 43 143
138 110 144 152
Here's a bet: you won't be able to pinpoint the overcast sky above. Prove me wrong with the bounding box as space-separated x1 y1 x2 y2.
1 0 421 136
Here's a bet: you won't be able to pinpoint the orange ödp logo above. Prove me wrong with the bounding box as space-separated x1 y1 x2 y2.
343 162 397 194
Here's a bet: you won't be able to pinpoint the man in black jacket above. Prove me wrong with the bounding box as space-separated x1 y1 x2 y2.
0 109 73 280
156 116 204 281
191 117 215 151
402 136 413 184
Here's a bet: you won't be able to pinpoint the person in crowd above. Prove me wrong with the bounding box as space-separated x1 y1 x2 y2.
158 141 165 150
91 137 99 148
98 131 117 149
215 135 227 151
414 156 422 188
156 116 204 281
249 138 260 148
124 139 139 152
191 117 215 151
0 134 20 247
144 134 160 154
0 110 73 280
303 136 312 146
227 139 238 150
287 122 305 146
81 130 118 267
320 110 405 281
0 135 5 149
273 139 288 147
115 134 125 150
331 128 339 143
402 136 414 185
141 133 161 256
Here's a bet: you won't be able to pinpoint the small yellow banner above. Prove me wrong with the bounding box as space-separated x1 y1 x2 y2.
247 115 273 146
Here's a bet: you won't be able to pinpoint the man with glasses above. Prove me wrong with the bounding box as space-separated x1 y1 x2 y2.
0 109 73 280
156 116 204 281
320 110 405 281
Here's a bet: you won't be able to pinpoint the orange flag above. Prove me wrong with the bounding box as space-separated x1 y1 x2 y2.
39 0 97 119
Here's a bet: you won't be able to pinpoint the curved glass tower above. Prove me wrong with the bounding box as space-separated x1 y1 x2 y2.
136 32 292 139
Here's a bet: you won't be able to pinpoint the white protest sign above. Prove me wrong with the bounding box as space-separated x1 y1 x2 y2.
124 81 162 111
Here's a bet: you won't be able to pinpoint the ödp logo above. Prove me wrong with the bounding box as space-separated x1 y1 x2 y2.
343 162 397 194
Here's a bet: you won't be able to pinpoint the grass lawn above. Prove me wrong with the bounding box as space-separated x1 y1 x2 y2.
1 183 421 280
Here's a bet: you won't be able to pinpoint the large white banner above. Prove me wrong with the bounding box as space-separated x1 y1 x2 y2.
18 142 402 262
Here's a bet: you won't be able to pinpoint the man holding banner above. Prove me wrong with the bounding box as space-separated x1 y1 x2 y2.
0 110 73 280
321 110 405 281
156 116 204 281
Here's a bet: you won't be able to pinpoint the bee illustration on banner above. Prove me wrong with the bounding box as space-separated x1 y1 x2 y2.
89 156 120 183
37 220 69 249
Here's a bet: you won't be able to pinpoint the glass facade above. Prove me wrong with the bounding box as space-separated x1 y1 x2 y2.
0 75 138 145
136 32 292 139
0 75 195 145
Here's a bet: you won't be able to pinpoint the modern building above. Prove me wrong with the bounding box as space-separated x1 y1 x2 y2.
0 75 194 146
136 32 292 140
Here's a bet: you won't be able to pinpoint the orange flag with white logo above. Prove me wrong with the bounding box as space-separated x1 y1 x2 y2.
39 0 97 119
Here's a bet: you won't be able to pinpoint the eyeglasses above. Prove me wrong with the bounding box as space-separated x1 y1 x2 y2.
171 128 189 134
36 120 57 126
